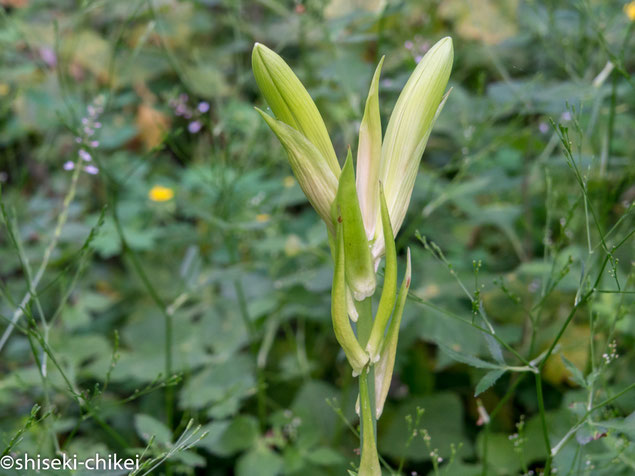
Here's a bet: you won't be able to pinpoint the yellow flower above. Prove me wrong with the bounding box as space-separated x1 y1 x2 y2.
149 185 174 202
0 84 9 96
256 213 271 222
283 176 295 188
626 1 635 21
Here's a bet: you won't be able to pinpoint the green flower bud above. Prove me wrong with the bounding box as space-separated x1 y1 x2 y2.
371 37 453 261
256 109 339 234
252 43 340 178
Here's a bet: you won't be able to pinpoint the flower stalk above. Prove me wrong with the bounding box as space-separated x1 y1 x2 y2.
253 37 452 475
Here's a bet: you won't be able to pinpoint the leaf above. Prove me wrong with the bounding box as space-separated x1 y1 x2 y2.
304 446 345 466
475 369 506 396
484 332 506 365
134 414 172 446
560 355 586 387
438 343 503 370
236 444 284 476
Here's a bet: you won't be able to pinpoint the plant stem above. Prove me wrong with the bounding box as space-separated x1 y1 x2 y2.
535 372 551 475
359 368 380 476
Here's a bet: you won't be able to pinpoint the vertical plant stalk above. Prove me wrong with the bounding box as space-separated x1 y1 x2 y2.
358 366 380 476
0 159 82 352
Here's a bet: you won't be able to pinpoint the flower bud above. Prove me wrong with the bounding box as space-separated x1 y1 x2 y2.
372 37 453 261
252 43 340 178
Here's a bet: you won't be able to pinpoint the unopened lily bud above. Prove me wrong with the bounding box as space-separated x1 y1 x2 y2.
257 110 339 233
372 37 453 261
252 43 340 178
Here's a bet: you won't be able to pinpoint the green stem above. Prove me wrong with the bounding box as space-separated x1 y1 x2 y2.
356 296 373 348
359 369 380 476
535 373 551 475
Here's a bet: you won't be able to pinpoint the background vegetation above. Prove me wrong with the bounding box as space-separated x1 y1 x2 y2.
0 0 633 475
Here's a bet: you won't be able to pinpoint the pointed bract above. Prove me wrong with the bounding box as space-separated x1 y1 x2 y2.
356 57 384 241
365 184 397 361
375 248 411 419
252 43 340 177
332 220 370 375
335 151 376 301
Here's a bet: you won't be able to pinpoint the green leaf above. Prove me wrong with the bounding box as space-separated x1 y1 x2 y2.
561 355 586 387
134 414 172 446
237 443 284 476
304 446 345 466
438 343 503 370
474 369 506 396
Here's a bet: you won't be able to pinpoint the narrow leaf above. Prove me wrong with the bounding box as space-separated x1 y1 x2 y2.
475 369 506 397
374 248 411 419
561 355 587 388
366 184 397 362
438 343 503 370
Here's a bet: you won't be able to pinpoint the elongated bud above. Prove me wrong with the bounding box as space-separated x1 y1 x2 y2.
256 109 338 234
365 184 397 361
332 219 370 375
373 37 453 261
375 248 411 419
334 150 376 301
356 57 384 241
252 43 340 178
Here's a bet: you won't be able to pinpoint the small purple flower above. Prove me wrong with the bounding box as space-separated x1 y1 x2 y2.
63 161 75 171
198 101 210 113
561 111 572 122
93 122 102 129
175 104 187 117
39 47 57 68
84 127 94 136
89 140 100 148
188 121 202 134
404 40 414 50
414 55 423 63
539 122 549 134
78 149 92 161
84 165 99 175
81 117 89 125
75 137 82 143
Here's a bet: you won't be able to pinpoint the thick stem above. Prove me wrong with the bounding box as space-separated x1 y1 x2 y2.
359 369 380 476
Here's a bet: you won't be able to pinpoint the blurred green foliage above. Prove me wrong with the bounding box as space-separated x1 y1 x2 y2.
0 0 633 475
